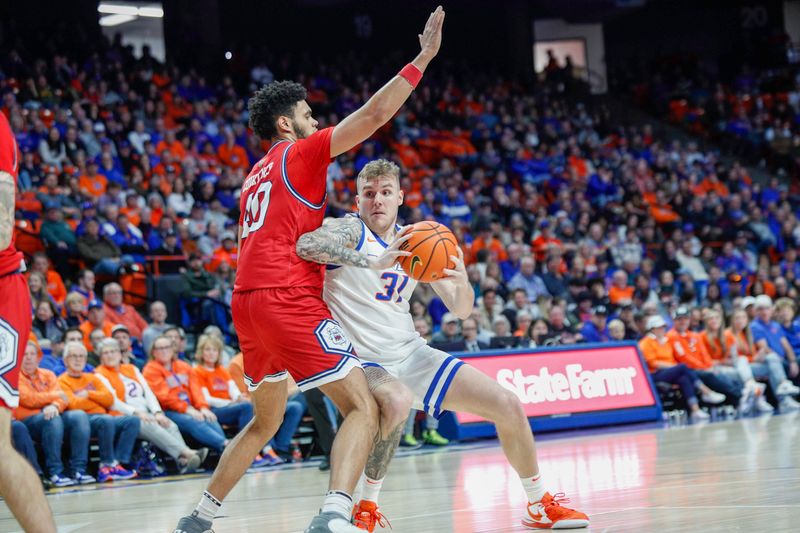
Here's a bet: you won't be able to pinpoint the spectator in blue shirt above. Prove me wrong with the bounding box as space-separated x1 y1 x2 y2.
508 257 549 303
580 306 609 343
38 328 94 376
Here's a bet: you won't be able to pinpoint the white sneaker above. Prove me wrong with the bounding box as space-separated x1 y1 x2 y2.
701 390 726 404
779 396 800 412
776 381 800 396
738 386 755 416
755 396 775 413
690 409 710 423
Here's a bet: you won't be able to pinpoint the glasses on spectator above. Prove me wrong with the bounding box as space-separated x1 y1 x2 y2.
152 344 172 351
462 326 477 331
65 353 87 359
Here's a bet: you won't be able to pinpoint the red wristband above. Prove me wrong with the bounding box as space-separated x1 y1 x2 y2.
399 63 423 89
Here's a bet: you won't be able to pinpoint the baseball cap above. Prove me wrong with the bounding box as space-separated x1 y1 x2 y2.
673 306 690 319
88 299 103 310
754 295 773 309
111 324 129 335
646 315 667 330
593 305 608 316
441 312 459 325
220 231 236 242
741 296 756 309
82 201 96 211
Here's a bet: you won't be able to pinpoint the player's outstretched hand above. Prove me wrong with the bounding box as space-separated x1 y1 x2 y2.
433 246 468 286
418 6 445 62
368 225 412 270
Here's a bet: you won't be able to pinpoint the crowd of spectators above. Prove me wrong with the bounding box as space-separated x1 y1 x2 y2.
6 29 800 487
615 54 800 179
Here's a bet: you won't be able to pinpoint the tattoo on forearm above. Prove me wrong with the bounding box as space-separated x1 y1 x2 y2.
365 422 405 480
296 217 370 267
0 172 14 250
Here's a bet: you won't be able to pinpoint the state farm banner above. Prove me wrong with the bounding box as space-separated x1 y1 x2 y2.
454 344 658 424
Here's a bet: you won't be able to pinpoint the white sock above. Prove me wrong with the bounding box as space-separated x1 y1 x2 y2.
321 490 353 520
194 490 222 522
521 473 546 503
360 475 384 504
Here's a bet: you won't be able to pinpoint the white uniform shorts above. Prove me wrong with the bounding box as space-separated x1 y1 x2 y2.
362 344 464 419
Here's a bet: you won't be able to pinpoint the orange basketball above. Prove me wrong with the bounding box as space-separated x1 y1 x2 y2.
398 221 459 282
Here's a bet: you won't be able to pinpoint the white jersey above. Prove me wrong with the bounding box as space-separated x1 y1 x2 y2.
324 217 426 364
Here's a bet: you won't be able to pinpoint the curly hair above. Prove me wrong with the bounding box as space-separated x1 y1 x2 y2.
248 80 307 140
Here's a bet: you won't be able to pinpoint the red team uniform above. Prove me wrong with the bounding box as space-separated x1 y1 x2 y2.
233 127 361 391
0 112 30 410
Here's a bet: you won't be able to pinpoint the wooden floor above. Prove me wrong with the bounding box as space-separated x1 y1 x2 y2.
3 413 800 532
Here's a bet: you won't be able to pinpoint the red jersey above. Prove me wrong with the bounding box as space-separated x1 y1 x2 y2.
234 127 333 293
0 112 23 277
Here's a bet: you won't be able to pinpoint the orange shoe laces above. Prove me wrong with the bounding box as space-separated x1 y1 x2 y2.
355 506 392 530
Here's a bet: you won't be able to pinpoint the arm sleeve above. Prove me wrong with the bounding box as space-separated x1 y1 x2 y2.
135 368 163 413
228 381 241 401
202 387 230 408
284 127 333 203
95 374 136 416
188 371 210 410
87 376 114 408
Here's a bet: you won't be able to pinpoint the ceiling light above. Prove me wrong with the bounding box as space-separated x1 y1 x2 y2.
138 6 164 17
98 3 139 16
99 14 138 26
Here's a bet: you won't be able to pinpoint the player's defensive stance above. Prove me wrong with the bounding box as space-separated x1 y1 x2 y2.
297 159 589 530
0 112 58 533
174 8 445 533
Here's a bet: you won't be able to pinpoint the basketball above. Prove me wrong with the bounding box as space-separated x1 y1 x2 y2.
398 221 459 282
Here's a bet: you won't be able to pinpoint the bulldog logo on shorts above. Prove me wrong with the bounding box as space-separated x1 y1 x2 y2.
315 319 355 356
0 318 19 374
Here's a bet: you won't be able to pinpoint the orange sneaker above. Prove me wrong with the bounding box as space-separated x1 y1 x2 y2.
352 500 391 532
522 492 589 529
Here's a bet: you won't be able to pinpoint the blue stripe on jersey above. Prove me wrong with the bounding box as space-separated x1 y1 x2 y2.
281 143 326 210
326 264 341 271
422 355 455 415
432 360 464 419
355 218 366 251
361 362 384 369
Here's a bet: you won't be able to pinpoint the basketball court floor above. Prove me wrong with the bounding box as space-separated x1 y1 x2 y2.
2 413 798 532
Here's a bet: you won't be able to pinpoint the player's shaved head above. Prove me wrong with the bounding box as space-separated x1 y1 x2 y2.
248 80 308 140
357 159 400 193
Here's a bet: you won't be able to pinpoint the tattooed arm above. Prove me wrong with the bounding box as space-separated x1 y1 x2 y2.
296 217 410 270
0 171 14 250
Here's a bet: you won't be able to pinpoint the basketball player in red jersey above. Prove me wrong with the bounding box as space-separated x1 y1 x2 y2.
0 113 57 533
174 7 444 533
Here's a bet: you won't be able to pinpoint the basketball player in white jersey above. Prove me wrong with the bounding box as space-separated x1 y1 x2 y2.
296 159 589 530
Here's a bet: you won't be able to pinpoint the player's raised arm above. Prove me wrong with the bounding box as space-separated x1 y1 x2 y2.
297 217 410 269
329 5 445 158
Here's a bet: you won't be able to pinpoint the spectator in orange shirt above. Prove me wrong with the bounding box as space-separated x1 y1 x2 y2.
155 130 186 161
190 334 253 432
531 220 563 263
217 129 250 171
667 306 742 406
102 283 148 340
468 223 508 265
17 341 88 487
58 342 139 482
638 315 721 422
608 270 635 306
79 299 114 351
30 252 66 306
143 335 229 452
94 338 206 474
703 309 772 414
206 231 238 273
78 160 108 198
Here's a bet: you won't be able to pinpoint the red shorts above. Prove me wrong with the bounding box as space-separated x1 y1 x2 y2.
232 287 362 392
0 273 31 410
